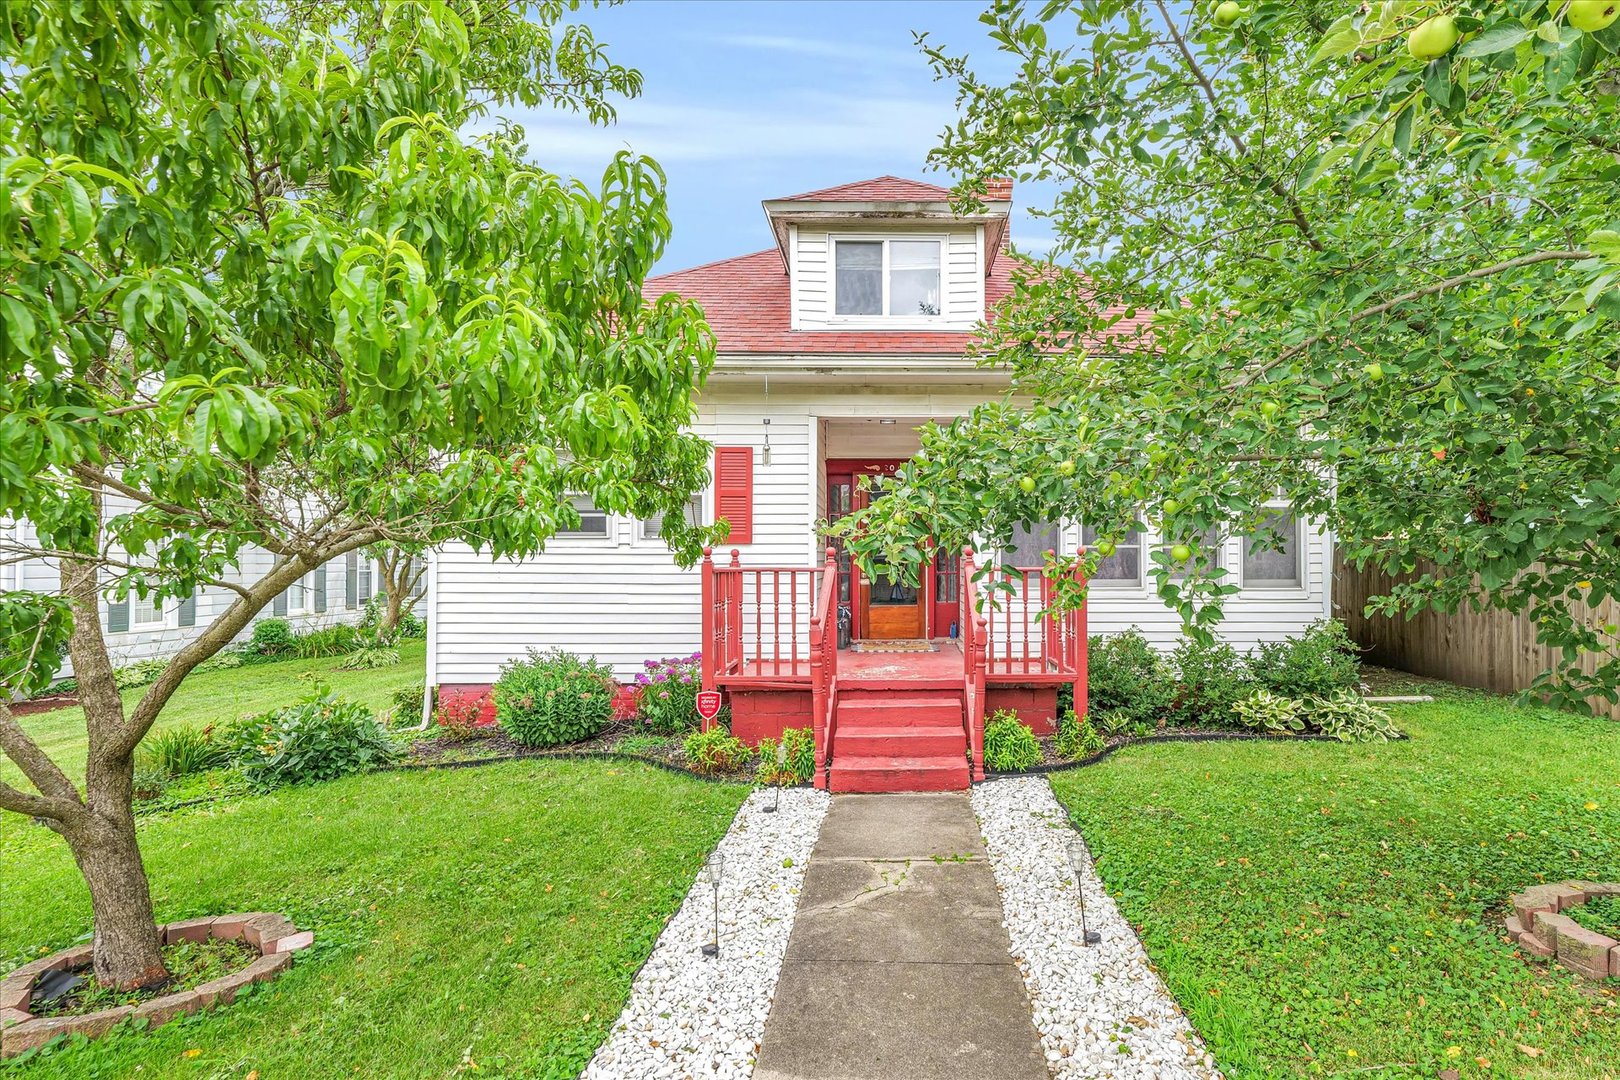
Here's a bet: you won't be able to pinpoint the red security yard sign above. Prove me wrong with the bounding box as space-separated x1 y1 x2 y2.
695 690 723 725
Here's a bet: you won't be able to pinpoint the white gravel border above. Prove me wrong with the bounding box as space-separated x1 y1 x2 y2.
584 787 830 1080
972 776 1223 1080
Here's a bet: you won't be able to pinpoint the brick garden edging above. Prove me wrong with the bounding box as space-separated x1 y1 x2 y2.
0 913 312 1058
1505 882 1620 981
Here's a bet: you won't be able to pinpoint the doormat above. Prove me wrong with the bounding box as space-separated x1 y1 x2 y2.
852 639 937 653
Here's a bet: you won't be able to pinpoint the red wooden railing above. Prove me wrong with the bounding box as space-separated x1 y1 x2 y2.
959 547 988 781
808 547 839 789
700 548 823 693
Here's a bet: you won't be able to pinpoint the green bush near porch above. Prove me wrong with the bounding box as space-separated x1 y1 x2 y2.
1049 683 1620 1078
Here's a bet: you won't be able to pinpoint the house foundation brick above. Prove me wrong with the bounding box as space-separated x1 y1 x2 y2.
1555 925 1618 981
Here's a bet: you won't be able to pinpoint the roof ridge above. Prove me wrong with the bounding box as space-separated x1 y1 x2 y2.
777 175 954 201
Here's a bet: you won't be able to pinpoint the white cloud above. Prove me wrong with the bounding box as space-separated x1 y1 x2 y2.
485 91 954 176
690 31 923 67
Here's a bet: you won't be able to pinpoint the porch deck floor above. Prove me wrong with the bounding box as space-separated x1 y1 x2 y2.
729 639 964 684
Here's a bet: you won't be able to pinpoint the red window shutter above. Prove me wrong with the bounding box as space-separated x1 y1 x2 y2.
714 446 754 545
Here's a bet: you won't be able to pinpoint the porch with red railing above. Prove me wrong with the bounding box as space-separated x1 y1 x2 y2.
698 546 1088 791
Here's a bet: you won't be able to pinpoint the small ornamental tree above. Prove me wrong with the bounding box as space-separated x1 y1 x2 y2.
837 0 1620 711
370 543 426 636
0 0 717 989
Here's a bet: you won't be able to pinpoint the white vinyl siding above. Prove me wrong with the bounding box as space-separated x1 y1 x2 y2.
793 226 983 331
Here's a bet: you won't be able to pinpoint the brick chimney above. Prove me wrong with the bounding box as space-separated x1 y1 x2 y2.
982 177 1014 201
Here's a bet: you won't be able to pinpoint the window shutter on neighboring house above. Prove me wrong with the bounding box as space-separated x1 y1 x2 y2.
345 552 359 609
714 447 754 545
314 564 327 613
178 590 196 627
107 594 129 633
273 590 288 617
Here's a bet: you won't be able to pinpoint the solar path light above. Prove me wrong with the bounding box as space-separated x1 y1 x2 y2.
1067 837 1102 946
699 850 725 958
764 740 788 813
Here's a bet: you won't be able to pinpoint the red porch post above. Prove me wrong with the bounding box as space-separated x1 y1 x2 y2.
700 548 715 692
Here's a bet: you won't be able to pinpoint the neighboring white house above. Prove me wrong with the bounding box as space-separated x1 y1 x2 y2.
2 511 383 680
428 177 1333 696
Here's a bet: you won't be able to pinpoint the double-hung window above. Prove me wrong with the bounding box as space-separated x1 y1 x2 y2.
1241 505 1304 588
559 495 610 538
642 493 705 542
833 237 943 318
1080 524 1146 587
133 588 166 629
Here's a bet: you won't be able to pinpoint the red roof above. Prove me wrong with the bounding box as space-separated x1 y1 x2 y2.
776 176 956 202
645 249 1041 356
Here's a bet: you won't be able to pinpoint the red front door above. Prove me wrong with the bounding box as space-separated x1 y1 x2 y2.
826 459 931 641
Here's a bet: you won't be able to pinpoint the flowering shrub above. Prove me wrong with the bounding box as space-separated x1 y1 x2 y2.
493 648 614 747
632 653 703 735
435 689 496 740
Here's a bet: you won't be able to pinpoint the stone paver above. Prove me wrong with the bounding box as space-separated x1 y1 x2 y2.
754 793 1047 1080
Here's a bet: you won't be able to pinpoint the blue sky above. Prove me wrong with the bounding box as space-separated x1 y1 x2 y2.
493 0 1038 273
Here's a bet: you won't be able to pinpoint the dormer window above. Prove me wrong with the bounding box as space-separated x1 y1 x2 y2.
833 237 942 317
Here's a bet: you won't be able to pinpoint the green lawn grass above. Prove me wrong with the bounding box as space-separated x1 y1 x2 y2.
0 758 746 1078
1 640 427 797
1051 683 1620 1080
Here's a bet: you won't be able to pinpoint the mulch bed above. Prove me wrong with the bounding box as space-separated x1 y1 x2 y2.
8 693 79 717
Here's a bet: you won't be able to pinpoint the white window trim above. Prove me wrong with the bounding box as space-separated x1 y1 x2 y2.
554 494 614 545
1078 523 1150 590
638 491 707 545
286 572 313 615
132 592 168 630
1238 503 1308 593
829 234 948 327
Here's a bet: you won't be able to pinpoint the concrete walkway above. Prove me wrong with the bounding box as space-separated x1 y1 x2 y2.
754 793 1047 1080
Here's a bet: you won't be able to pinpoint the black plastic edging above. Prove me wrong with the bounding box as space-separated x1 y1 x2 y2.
384 748 779 786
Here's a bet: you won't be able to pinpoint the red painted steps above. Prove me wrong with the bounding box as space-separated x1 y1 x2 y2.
827 687 970 793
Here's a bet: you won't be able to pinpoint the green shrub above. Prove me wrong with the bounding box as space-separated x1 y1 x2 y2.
1055 711 1107 759
397 611 426 638
290 624 359 659
1232 688 1305 735
386 684 432 726
1247 619 1361 698
232 685 393 791
1088 628 1174 733
338 645 400 670
194 649 245 674
1169 637 1253 728
250 618 295 656
983 710 1042 772
1232 688 1399 743
112 658 167 690
757 727 816 785
131 762 169 802
494 648 614 748
138 725 229 778
632 654 703 735
1306 691 1401 742
682 727 749 774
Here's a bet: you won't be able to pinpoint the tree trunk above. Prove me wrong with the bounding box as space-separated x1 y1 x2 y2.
60 790 168 990
380 587 404 635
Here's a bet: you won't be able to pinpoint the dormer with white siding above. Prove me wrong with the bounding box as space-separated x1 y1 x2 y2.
762 176 1010 332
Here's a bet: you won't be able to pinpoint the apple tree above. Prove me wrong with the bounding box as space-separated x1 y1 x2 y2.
836 0 1620 711
0 0 717 988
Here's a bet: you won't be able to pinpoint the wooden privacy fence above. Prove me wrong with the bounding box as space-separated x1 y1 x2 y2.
1333 552 1620 719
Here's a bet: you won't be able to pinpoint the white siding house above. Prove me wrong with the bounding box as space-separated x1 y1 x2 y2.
429 177 1334 692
